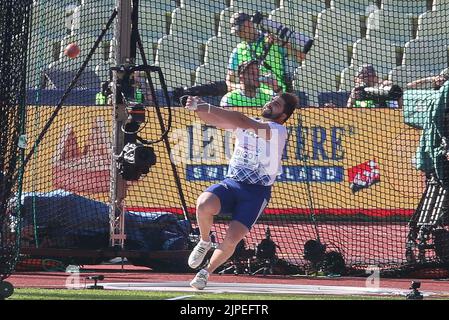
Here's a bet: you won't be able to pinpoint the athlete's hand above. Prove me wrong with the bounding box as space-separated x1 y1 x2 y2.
184 96 208 111
183 96 199 111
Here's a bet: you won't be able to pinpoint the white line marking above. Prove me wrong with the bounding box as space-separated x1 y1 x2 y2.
166 295 195 300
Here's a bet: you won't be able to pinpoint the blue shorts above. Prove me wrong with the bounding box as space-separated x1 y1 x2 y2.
205 178 271 230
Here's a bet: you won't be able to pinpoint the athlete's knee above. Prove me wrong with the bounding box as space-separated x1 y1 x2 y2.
196 192 220 216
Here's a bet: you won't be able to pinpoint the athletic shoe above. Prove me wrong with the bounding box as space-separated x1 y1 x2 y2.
190 269 209 290
188 240 212 269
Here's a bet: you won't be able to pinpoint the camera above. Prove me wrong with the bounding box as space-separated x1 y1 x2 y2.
251 11 314 54
118 142 156 181
172 81 228 105
354 84 403 107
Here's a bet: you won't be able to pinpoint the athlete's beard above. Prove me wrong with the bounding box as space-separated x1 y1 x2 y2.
262 108 281 120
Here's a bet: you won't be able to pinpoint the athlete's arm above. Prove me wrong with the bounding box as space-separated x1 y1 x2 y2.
185 96 272 139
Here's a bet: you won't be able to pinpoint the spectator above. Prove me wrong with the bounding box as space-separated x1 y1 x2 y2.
226 12 306 93
406 68 449 90
220 60 280 107
346 64 402 108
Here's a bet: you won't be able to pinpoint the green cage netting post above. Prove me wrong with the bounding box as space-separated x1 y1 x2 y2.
0 0 32 299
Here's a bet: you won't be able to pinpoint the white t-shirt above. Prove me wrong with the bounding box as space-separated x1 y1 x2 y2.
226 120 288 186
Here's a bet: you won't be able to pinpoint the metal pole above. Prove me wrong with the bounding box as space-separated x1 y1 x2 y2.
109 0 132 248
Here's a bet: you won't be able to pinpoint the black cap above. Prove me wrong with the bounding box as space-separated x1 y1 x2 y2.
230 12 251 34
357 64 376 78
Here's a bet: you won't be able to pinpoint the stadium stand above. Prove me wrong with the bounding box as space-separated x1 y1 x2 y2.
268 6 315 40
380 0 429 17
169 6 217 42
152 62 195 89
366 9 414 46
330 0 378 14
279 0 327 13
70 3 115 38
155 34 204 72
416 9 449 41
140 0 178 11
388 65 442 89
180 0 226 13
350 37 398 76
314 8 363 45
194 35 240 85
293 39 349 105
402 38 449 70
432 0 449 12
229 0 278 13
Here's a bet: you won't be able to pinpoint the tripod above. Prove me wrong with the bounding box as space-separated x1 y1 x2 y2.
406 174 448 263
251 227 278 275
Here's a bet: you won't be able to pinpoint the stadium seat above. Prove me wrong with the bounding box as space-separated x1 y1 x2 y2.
380 0 428 17
169 7 216 42
180 0 226 13
135 35 157 65
79 0 116 7
139 0 177 11
402 38 449 70
416 10 449 41
155 35 203 72
138 6 169 43
229 0 278 13
366 9 414 46
268 6 315 39
202 35 240 66
152 62 195 90
350 38 398 79
303 39 349 73
330 0 378 14
194 63 226 85
432 0 449 12
388 65 442 89
27 35 60 88
194 34 240 85
279 0 327 13
94 60 113 83
70 4 115 39
35 1 72 39
315 9 363 45
339 64 359 91
293 64 341 106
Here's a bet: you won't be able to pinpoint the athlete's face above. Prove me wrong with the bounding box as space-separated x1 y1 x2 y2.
262 96 286 121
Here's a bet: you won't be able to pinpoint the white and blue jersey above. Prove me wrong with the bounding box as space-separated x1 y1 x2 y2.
226 120 288 186
205 120 288 230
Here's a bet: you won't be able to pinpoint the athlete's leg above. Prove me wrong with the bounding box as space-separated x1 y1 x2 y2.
195 191 221 242
204 220 249 274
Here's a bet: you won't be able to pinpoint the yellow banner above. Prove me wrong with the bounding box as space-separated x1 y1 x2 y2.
23 106 423 216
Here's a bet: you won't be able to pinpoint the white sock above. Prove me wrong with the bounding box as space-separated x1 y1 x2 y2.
199 239 211 246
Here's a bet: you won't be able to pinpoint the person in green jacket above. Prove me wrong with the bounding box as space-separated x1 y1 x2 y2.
412 69 449 186
226 12 306 94
220 60 280 107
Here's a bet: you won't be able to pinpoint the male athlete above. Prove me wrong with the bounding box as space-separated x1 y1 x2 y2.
183 92 299 289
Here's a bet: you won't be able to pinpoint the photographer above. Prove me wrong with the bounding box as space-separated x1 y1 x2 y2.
226 12 306 93
346 64 403 108
220 59 279 107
